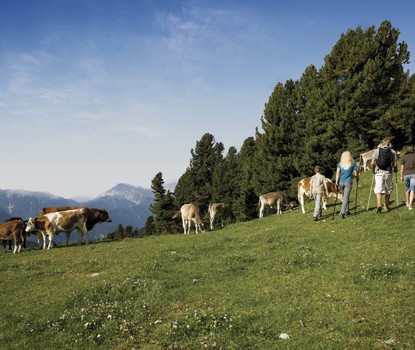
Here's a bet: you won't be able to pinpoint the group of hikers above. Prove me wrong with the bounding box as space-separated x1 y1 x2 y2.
309 139 415 221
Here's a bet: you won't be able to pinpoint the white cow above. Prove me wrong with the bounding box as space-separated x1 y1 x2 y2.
173 203 205 234
26 209 89 249
360 149 377 172
208 203 233 230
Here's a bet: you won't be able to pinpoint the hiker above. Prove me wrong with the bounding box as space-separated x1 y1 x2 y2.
335 151 359 219
400 145 415 210
309 166 329 221
370 139 398 213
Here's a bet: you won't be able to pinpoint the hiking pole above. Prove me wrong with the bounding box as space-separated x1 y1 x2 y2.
354 177 359 214
395 171 399 208
366 174 375 211
332 186 339 220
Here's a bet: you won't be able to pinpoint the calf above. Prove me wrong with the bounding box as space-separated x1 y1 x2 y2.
2 217 28 250
258 191 292 218
0 219 25 253
208 203 233 230
298 177 342 214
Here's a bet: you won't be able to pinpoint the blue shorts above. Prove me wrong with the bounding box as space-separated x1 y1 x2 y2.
404 174 415 192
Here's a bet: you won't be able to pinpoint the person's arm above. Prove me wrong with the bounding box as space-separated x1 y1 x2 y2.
401 163 405 182
393 153 398 173
371 159 376 173
335 167 340 185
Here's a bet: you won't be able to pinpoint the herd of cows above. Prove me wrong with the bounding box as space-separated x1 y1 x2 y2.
0 206 112 253
4 155 376 253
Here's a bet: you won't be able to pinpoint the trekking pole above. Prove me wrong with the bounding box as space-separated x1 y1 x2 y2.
366 174 375 211
354 177 359 213
395 171 399 208
332 186 339 220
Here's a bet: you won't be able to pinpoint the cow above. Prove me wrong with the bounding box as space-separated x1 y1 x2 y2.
2 217 29 250
258 192 293 218
25 208 91 249
173 203 205 234
360 149 377 172
298 177 342 214
0 219 25 253
39 206 112 245
207 203 234 230
39 206 86 216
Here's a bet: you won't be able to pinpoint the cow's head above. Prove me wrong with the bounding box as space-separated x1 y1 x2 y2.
286 201 298 211
100 209 112 223
25 217 38 233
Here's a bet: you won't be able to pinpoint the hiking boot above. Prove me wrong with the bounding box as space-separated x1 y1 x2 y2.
384 203 390 212
376 206 382 214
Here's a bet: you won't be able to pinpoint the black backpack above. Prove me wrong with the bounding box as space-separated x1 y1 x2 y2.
376 147 393 170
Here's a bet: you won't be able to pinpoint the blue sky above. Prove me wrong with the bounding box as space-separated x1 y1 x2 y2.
1 0 414 198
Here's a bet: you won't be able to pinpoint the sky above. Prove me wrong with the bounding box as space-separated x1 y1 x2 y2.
1 0 414 199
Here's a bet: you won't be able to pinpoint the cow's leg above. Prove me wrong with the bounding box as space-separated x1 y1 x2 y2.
47 234 53 249
322 193 328 210
210 215 214 231
259 203 265 218
41 233 47 249
182 219 186 234
299 193 306 214
277 201 281 215
66 231 71 246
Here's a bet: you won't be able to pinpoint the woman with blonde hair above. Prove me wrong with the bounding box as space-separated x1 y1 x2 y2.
335 151 359 219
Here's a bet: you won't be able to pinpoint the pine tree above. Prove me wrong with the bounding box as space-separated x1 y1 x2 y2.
174 133 224 213
232 137 258 220
150 172 179 234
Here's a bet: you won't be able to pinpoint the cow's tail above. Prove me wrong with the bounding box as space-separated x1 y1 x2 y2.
205 204 212 220
172 211 181 219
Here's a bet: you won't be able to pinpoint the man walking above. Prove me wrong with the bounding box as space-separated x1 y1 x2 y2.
371 139 398 213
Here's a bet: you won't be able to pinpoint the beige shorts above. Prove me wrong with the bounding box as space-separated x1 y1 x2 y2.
374 172 393 194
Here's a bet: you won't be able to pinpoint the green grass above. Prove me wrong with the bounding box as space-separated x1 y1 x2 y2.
1 171 415 349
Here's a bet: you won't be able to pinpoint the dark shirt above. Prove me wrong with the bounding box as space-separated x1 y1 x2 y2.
401 151 415 176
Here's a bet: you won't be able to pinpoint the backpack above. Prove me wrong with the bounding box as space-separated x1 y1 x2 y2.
376 147 393 171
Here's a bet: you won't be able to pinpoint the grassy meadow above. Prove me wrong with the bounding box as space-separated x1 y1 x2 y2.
1 171 415 350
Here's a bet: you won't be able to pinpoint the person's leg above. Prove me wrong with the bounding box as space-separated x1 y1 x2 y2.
343 183 352 215
374 174 383 211
404 175 411 206
409 178 415 209
313 193 322 220
384 173 393 211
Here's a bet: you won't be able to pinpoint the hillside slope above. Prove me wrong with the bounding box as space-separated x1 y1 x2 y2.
1 172 414 349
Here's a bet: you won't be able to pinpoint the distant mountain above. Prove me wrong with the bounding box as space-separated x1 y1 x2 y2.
83 184 153 239
0 184 154 243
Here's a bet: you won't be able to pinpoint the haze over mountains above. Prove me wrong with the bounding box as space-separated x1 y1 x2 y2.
0 183 157 242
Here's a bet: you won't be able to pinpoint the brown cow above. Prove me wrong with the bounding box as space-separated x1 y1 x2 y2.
258 192 293 218
208 203 233 230
298 177 342 214
0 219 25 253
39 206 112 245
173 203 205 234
